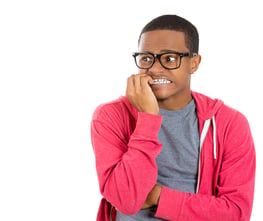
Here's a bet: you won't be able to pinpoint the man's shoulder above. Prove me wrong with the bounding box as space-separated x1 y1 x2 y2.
92 96 135 121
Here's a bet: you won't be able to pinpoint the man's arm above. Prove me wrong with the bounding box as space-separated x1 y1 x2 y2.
91 105 163 215
152 112 256 221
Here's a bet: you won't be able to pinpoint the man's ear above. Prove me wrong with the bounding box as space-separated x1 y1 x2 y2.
190 54 201 74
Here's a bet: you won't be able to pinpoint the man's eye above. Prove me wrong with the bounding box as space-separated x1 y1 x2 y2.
166 56 177 62
141 56 152 62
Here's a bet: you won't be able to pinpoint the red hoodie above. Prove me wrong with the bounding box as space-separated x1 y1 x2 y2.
91 91 256 221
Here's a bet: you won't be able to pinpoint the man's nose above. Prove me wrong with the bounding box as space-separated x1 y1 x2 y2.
149 58 165 73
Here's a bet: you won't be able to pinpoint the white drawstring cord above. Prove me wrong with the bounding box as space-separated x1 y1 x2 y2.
212 116 217 159
200 119 211 149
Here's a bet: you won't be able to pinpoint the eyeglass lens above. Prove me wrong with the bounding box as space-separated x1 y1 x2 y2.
135 53 182 69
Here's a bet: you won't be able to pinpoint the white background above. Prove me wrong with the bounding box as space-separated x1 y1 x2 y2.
0 0 262 220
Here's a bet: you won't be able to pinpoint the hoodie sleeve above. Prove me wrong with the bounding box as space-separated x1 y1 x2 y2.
155 109 256 221
91 102 163 215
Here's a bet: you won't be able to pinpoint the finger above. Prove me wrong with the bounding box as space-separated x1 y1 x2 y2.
139 74 153 87
134 74 142 93
126 74 136 95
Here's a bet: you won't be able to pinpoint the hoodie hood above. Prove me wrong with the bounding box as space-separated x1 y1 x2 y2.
191 91 224 120
191 92 224 164
191 91 224 160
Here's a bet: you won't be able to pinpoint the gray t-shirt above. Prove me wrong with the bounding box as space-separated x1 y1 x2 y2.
117 100 200 220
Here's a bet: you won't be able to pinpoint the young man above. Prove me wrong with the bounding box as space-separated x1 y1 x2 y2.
91 14 256 221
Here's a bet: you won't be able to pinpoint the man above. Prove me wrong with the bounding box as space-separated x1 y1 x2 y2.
91 14 256 221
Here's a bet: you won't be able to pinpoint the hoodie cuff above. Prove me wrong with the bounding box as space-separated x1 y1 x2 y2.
132 112 163 139
155 186 185 220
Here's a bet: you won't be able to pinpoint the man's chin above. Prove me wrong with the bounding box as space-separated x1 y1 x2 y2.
156 96 168 102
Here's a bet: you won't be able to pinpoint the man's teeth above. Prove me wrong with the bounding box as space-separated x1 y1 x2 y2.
152 79 172 84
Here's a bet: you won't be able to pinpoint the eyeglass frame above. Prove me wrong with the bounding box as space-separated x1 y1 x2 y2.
132 50 197 70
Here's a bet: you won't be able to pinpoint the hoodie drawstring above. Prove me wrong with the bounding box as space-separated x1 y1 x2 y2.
196 116 217 193
212 116 217 159
200 119 211 149
199 117 217 160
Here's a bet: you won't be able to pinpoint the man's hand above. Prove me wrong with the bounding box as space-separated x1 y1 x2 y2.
126 74 159 115
142 184 162 209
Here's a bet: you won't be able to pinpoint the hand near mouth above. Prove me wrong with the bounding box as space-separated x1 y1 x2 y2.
126 74 159 115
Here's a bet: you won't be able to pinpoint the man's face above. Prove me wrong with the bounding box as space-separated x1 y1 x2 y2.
138 30 200 110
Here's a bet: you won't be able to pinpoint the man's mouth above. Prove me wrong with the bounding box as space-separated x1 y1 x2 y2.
151 79 172 85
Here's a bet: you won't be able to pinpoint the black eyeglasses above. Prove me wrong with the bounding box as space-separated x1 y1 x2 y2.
132 51 197 70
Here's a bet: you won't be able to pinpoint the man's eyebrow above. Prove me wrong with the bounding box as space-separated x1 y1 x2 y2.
139 50 179 54
159 49 179 53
